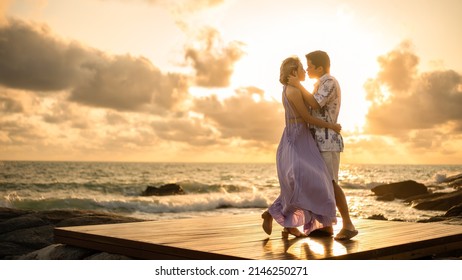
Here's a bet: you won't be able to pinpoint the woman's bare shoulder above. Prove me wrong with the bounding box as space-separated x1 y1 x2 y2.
285 86 301 97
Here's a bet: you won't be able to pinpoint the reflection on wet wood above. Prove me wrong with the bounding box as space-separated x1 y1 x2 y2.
54 213 462 260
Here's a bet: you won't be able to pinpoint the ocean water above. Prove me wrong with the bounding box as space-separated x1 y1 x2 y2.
0 161 460 222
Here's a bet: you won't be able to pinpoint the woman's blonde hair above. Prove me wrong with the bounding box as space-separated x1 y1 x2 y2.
279 56 301 85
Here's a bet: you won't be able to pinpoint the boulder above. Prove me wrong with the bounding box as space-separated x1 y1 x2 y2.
404 192 446 204
449 178 462 189
0 241 33 258
0 214 49 234
56 215 141 227
84 252 134 260
0 225 55 249
442 173 462 184
367 214 388 220
376 193 395 201
444 203 462 217
371 180 428 199
16 244 94 260
0 207 31 222
0 207 143 260
141 183 185 196
412 190 462 211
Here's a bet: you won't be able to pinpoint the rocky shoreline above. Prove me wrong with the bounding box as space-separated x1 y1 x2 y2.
0 207 142 260
369 176 462 225
1 174 462 260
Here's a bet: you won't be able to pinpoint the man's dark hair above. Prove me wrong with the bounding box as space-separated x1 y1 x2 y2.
306 50 330 72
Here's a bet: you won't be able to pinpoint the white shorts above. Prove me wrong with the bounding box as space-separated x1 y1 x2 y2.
321 151 340 182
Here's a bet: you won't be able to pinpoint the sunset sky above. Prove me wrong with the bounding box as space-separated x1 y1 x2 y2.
1 0 462 164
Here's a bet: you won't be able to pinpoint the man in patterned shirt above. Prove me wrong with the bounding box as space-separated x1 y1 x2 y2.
288 50 357 240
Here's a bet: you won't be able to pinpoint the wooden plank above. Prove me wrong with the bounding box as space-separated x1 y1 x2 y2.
54 214 462 260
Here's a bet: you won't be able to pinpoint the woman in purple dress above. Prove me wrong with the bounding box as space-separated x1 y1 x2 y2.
262 56 339 238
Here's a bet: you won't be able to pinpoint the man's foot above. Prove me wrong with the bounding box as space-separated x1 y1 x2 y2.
334 228 358 240
309 226 334 237
261 210 273 235
282 227 308 238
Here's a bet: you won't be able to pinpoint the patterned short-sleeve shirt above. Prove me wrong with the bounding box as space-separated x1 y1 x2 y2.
310 74 344 152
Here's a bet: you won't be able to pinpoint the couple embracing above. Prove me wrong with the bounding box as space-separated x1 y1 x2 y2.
262 51 358 241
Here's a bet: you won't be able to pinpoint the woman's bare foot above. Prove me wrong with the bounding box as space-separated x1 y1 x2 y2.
282 227 308 238
261 210 273 235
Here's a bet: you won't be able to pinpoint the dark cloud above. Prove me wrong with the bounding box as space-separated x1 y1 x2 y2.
0 120 45 145
105 112 130 126
364 42 462 149
151 117 219 146
0 18 189 113
0 20 83 91
70 54 189 112
193 86 284 143
39 101 90 129
185 28 245 88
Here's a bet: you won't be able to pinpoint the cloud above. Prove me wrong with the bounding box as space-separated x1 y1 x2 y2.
364 42 462 150
185 27 245 88
151 117 219 146
0 0 12 26
70 54 189 112
0 11 281 161
375 41 419 92
0 18 189 113
0 19 83 91
0 95 23 113
193 86 284 144
166 0 224 13
0 120 46 145
39 99 91 129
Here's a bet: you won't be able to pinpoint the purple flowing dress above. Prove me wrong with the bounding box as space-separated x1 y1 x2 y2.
268 86 337 234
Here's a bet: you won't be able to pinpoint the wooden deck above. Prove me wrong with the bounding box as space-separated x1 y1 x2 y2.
54 214 462 260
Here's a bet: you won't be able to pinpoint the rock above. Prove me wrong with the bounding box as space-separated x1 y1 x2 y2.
0 225 55 250
0 207 32 222
444 203 462 217
0 241 33 258
417 215 462 225
449 178 462 189
403 192 446 204
56 215 141 227
367 214 388 220
16 244 94 260
84 252 134 260
0 207 144 260
141 183 185 196
0 214 49 234
371 180 428 199
412 190 462 211
376 193 395 201
442 173 462 183
14 243 133 260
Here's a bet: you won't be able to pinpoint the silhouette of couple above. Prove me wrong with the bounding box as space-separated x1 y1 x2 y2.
262 51 358 241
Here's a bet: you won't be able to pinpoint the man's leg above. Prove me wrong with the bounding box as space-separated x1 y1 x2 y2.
321 152 356 233
332 179 355 231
